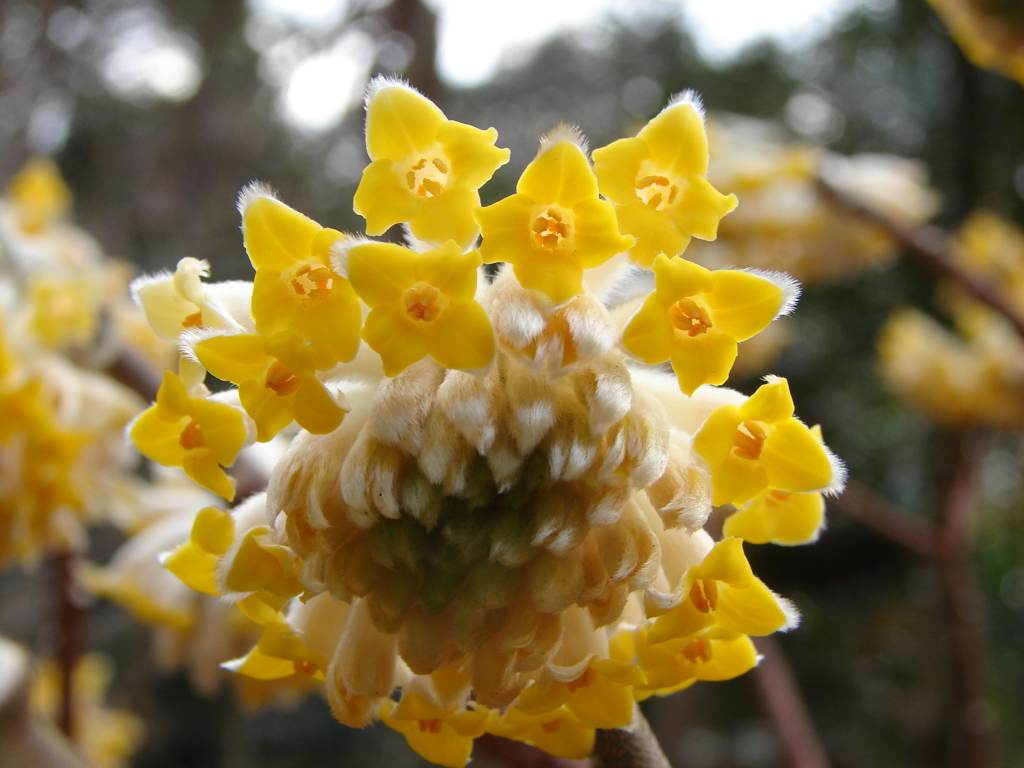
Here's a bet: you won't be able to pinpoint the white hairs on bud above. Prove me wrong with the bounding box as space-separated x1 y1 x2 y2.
743 268 802 318
538 122 589 158
363 75 418 109
665 89 706 122
236 181 277 218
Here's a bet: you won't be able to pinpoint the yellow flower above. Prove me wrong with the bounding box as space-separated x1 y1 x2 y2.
631 624 760 697
647 537 792 645
487 705 596 760
27 273 101 347
593 93 736 268
621 254 797 395
514 658 645 729
692 376 843 506
4 157 71 233
129 371 248 500
353 78 510 248
240 188 362 369
723 488 825 546
476 126 634 305
380 686 489 768
194 330 348 441
339 239 495 376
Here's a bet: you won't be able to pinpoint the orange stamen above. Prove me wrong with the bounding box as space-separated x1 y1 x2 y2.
178 419 206 450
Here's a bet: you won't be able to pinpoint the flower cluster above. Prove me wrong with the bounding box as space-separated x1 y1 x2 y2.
0 161 158 566
880 211 1024 430
131 78 845 765
684 118 939 285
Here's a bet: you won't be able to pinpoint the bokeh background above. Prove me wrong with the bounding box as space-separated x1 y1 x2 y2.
1 0 1023 766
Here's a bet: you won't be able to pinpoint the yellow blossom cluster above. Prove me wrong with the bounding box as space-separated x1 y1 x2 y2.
0 160 165 565
880 211 1024 430
927 0 1024 86
32 654 145 768
684 118 939 285
130 78 845 765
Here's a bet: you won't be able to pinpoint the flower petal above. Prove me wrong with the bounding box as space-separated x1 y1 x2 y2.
346 242 417 308
353 159 424 236
437 120 510 190
361 305 429 376
760 419 835 493
243 196 322 272
592 137 649 205
669 331 737 396
640 100 709 179
365 84 445 161
706 270 784 342
518 140 598 207
621 296 673 365
410 189 481 249
428 302 495 371
572 197 634 269
195 334 271 385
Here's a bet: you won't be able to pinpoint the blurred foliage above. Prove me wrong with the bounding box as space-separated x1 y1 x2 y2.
2 0 1024 766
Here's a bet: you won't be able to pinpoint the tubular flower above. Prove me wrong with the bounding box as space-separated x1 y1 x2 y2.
476 126 634 306
692 376 844 507
129 371 248 500
593 93 737 268
336 239 494 376
724 488 825 546
124 83 846 766
353 79 510 248
240 188 362 370
193 330 348 442
621 254 797 395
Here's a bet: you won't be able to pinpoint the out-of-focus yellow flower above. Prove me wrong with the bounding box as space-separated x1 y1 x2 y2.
622 254 796 395
338 239 494 376
27 273 101 348
593 93 737 268
241 189 362 370
129 371 248 500
928 0 1024 86
693 376 842 506
32 654 144 768
476 127 634 305
4 157 71 233
354 79 510 248
194 330 348 442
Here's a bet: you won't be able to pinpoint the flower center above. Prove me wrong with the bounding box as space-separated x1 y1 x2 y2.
635 174 679 211
680 636 713 664
531 207 572 249
265 361 301 396
689 578 719 613
293 660 318 676
765 489 792 510
403 282 444 322
417 718 442 733
178 419 206 450
732 420 767 461
289 264 333 303
182 311 203 329
541 720 562 734
406 154 450 198
668 297 712 336
565 667 595 693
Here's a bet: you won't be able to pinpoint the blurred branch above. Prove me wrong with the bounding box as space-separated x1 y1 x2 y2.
832 480 940 559
815 178 1024 341
937 432 994 768
54 553 84 740
750 637 832 768
591 704 671 768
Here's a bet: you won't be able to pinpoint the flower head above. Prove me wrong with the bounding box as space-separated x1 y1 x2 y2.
336 239 494 376
241 187 362 369
593 93 737 268
692 376 844 506
476 126 634 305
129 371 248 500
4 157 71 233
622 254 797 395
354 78 510 248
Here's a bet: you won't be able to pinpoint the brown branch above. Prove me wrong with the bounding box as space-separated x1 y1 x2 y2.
54 552 85 740
590 703 671 768
832 479 940 559
474 734 585 768
937 432 994 768
815 177 1024 341
751 637 831 768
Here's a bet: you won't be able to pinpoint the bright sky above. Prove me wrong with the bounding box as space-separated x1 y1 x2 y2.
244 0 887 130
431 0 873 86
